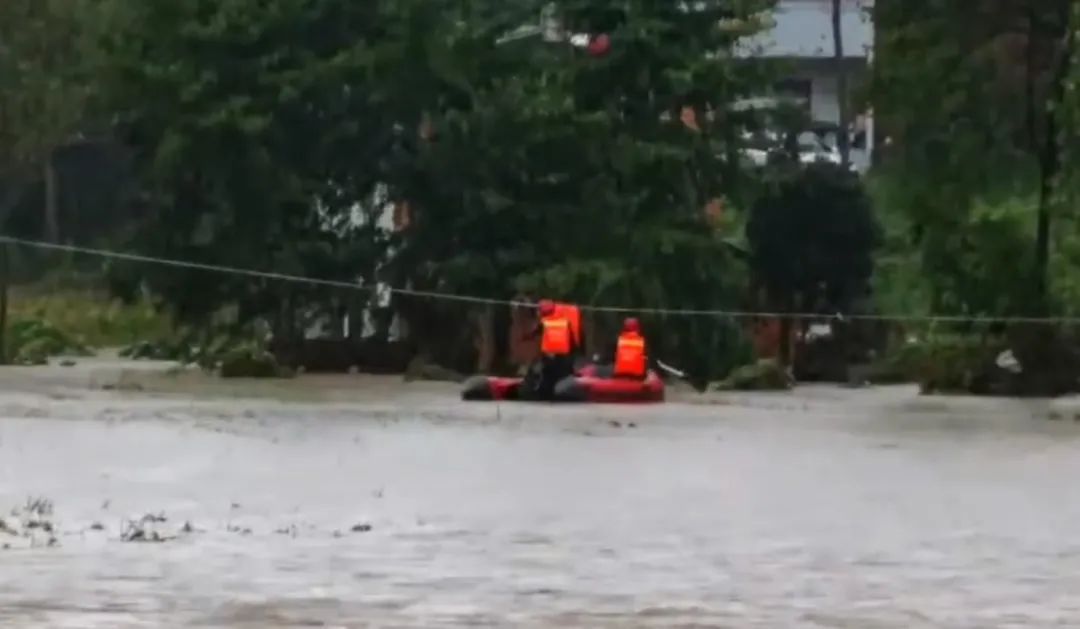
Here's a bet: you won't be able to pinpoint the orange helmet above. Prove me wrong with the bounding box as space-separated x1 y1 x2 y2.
538 299 555 316
623 317 640 333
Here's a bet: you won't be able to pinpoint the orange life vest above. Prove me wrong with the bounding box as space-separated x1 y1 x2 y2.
614 331 646 377
540 316 572 355
554 302 582 350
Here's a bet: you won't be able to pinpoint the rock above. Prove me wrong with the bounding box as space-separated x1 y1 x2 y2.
714 359 794 391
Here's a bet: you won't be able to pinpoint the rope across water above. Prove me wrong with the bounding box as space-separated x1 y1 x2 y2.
0 234 1074 325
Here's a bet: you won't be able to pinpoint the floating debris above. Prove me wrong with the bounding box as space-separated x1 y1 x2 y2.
350 523 373 533
226 524 252 536
2 497 61 549
121 513 175 543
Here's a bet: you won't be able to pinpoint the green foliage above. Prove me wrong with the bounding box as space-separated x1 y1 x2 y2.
97 0 390 327
0 0 99 184
381 0 775 379
871 0 1074 316
6 318 91 365
912 333 1008 395
218 342 289 379
9 289 174 348
714 358 792 391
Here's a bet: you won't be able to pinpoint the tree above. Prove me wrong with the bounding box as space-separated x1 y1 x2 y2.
872 0 1074 316
0 0 101 360
747 162 881 364
380 0 777 377
97 0 393 331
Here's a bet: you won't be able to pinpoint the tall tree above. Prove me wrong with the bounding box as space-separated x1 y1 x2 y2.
383 0 776 376
0 0 100 359
872 0 1074 317
98 0 393 329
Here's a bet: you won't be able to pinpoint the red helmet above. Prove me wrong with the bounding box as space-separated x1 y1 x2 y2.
623 317 640 333
538 299 555 316
587 33 611 57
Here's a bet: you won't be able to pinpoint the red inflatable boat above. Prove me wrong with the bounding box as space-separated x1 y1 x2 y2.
461 364 665 403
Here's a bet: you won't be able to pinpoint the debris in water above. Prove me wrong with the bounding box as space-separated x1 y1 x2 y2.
350 523 373 533
628 422 638 428
26 520 53 533
226 524 252 535
231 502 241 510
275 525 298 537
121 513 174 543
89 522 105 531
608 421 622 428
25 497 53 518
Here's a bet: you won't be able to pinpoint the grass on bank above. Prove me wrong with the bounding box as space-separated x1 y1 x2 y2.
7 288 174 350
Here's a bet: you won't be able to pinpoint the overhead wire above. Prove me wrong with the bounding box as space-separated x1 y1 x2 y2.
1 234 1077 325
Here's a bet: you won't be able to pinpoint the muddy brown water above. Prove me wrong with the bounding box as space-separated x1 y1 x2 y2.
3 370 1080 627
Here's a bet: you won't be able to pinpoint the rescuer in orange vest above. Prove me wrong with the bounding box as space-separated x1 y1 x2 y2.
525 299 576 399
613 317 648 379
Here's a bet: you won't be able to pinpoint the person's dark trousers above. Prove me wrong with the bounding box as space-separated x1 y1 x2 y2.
537 353 574 399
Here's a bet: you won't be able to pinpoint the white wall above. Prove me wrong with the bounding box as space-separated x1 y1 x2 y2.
746 0 874 59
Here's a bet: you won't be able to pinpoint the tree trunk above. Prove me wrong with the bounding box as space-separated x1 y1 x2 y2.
44 155 60 243
832 0 851 167
1032 1 1074 308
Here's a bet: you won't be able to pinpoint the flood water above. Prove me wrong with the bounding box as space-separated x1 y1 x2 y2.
3 382 1080 627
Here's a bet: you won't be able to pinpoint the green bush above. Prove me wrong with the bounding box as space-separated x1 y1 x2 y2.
217 342 291 379
5 318 91 365
869 333 1007 394
8 289 175 349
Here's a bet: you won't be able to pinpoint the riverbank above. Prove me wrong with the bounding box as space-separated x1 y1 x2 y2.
4 352 1080 432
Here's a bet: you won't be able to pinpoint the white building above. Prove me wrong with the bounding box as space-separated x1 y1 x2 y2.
742 0 876 172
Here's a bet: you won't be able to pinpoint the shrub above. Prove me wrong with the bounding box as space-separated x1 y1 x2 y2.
714 358 793 391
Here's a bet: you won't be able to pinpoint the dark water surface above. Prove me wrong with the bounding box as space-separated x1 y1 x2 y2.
2 386 1080 627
